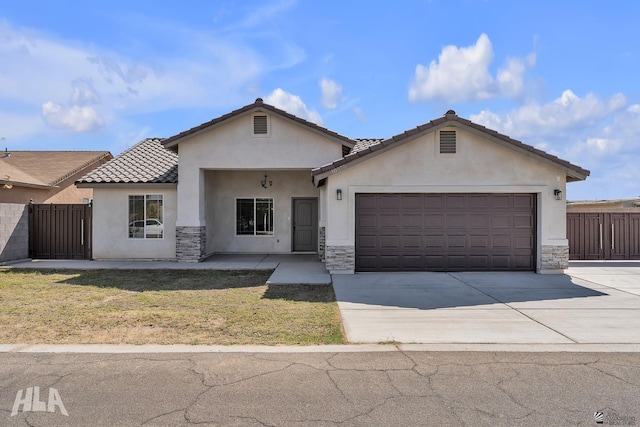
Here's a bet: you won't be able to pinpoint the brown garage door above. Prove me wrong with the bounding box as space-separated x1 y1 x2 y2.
355 193 535 272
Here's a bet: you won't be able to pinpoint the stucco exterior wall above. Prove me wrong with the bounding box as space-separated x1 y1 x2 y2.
204 170 319 254
323 127 569 273
92 186 177 260
176 113 343 227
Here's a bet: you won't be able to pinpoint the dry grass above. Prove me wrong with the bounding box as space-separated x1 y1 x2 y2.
0 268 345 345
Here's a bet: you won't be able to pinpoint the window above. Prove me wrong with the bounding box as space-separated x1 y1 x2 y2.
253 114 269 136
236 198 274 236
439 130 456 154
129 195 164 239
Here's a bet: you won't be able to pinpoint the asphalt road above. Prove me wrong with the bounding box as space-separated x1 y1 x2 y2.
0 351 638 426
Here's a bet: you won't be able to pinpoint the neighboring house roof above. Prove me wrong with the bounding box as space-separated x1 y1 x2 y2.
351 139 385 153
312 110 590 183
568 198 640 208
162 98 355 151
77 138 178 185
0 151 113 189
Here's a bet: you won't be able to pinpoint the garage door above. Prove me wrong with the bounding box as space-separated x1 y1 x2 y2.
355 193 535 272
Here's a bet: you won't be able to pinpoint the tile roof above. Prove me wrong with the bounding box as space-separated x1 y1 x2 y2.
77 138 178 185
0 151 112 188
313 111 590 182
162 98 355 150
351 139 384 154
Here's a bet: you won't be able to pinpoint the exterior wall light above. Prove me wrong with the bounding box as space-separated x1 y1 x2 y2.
336 189 342 200
261 174 272 189
554 189 562 200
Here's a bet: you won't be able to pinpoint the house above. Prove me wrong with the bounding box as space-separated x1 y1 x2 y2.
566 198 640 260
0 151 113 204
77 99 589 273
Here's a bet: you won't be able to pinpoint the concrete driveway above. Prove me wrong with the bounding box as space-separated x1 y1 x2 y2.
332 262 640 344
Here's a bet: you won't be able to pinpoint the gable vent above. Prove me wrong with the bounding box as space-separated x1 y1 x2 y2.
253 115 268 135
439 130 456 154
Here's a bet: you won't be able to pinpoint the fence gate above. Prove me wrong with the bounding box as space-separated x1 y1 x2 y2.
567 212 640 260
29 204 92 260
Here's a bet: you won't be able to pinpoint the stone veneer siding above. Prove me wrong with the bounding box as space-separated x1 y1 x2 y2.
318 226 326 262
0 203 29 263
176 226 206 262
540 244 569 271
325 245 355 273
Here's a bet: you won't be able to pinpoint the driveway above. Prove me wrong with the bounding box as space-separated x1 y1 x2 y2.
332 262 640 344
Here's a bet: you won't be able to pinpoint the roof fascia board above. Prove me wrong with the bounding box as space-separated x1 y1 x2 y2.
75 182 177 189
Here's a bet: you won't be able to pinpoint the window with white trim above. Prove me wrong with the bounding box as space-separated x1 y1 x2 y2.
236 198 274 235
129 194 164 239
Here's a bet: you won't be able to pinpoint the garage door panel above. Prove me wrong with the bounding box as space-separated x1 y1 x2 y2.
403 214 422 228
425 235 445 248
357 236 377 249
470 215 490 228
401 194 423 210
469 255 489 269
514 235 534 249
514 255 534 269
492 255 511 269
402 235 422 248
513 194 534 208
447 255 467 269
379 235 399 248
447 215 466 228
514 214 534 228
447 235 466 248
468 195 490 209
356 193 535 272
424 195 444 209
379 214 400 228
446 195 466 209
492 195 511 209
491 215 512 228
425 214 445 228
470 235 489 248
358 214 377 228
378 195 400 209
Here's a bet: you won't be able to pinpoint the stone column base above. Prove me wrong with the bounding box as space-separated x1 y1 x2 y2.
318 227 326 262
325 245 355 274
540 244 569 273
176 226 206 262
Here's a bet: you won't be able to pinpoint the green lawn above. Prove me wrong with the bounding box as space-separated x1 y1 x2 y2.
0 269 345 345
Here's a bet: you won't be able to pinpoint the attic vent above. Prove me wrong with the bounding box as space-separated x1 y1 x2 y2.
439 130 456 154
253 115 268 135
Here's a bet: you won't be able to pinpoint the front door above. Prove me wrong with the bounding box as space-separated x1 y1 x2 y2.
292 198 318 252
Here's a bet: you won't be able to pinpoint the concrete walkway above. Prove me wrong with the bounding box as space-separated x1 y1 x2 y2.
3 254 331 285
333 262 640 344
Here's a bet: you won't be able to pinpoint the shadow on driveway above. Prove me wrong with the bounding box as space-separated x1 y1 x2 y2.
332 272 607 310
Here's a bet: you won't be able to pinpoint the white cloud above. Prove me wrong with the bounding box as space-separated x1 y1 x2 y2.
470 90 627 139
408 33 535 103
354 107 367 122
320 78 342 110
0 15 304 138
264 88 323 125
41 102 104 132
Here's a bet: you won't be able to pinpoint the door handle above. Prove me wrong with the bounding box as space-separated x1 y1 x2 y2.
81 219 84 246
611 223 615 250
599 223 603 250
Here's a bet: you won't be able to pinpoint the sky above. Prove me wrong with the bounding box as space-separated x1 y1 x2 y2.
1 0 639 201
